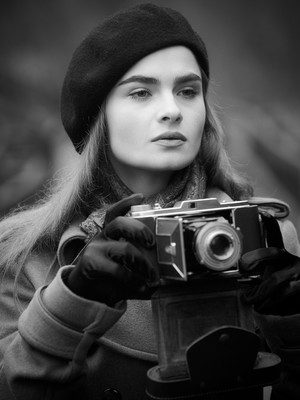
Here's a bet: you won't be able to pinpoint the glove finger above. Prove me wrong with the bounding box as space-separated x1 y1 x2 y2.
240 247 283 272
88 241 155 301
105 193 144 224
72 250 153 304
103 216 155 248
106 240 155 281
240 247 297 276
244 264 300 314
85 240 155 282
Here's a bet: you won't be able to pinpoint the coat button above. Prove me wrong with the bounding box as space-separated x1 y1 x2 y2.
103 388 122 399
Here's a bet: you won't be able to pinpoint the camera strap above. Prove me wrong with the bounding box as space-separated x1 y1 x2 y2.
260 212 285 249
247 196 289 249
248 196 290 219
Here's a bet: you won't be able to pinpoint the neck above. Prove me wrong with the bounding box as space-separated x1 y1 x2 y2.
110 159 173 196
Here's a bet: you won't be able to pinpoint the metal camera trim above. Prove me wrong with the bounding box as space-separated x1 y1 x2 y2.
130 198 250 218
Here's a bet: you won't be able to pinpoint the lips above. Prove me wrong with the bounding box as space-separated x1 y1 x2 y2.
151 132 187 142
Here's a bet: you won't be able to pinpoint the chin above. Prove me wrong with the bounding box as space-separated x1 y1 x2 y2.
160 159 195 171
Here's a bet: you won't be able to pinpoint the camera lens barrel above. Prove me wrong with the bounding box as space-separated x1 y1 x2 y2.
193 221 242 271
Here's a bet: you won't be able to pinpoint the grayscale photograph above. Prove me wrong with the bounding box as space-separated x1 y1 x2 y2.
0 1 299 399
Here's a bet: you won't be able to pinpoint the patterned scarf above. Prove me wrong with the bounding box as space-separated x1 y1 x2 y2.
80 159 206 238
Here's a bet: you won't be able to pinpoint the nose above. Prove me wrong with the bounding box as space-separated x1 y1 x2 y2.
158 95 183 124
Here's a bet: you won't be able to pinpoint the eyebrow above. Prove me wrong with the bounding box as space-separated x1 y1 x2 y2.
117 73 202 87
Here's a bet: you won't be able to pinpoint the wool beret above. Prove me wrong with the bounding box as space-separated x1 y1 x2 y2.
61 3 209 152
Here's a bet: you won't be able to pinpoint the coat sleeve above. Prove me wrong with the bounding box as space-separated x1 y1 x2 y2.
254 219 300 400
0 255 126 400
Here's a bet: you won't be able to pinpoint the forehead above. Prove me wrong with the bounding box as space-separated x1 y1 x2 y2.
120 45 201 80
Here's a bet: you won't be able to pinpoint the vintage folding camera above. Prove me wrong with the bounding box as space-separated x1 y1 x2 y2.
130 198 266 284
130 198 268 380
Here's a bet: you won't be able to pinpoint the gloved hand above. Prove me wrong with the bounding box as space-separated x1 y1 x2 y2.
66 194 156 306
240 247 300 316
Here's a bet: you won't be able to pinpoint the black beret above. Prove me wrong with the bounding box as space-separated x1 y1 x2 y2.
61 3 209 152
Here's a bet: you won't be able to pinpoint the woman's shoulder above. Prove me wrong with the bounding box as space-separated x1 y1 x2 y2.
205 187 232 202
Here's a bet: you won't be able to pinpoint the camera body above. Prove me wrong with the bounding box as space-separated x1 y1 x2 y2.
130 198 272 380
130 198 265 285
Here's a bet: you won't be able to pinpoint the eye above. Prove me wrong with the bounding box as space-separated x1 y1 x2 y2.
178 87 200 99
129 89 152 101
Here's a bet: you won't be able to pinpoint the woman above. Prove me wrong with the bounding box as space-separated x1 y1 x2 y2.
0 4 299 400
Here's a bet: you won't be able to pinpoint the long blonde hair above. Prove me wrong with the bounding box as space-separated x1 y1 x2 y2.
0 108 107 276
0 75 252 276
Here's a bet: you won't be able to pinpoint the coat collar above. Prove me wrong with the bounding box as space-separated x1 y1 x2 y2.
57 217 87 267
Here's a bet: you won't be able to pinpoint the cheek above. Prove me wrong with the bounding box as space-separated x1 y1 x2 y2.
107 108 131 146
107 104 147 149
108 119 142 161
190 109 205 140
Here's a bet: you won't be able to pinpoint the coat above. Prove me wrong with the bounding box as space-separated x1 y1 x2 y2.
0 193 300 400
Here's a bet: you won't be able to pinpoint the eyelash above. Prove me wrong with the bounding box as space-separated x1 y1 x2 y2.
178 88 200 98
129 89 151 101
128 87 201 102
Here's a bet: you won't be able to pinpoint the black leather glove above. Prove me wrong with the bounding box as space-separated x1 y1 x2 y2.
66 194 156 306
240 247 300 316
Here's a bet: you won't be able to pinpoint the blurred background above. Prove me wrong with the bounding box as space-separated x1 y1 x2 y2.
1 0 299 231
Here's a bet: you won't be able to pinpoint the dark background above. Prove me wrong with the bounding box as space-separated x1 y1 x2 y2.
1 0 299 230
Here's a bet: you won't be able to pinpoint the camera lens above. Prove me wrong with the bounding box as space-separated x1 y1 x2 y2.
209 234 233 258
194 221 242 271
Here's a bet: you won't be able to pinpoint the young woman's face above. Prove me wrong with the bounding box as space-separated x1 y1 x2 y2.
106 45 206 176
